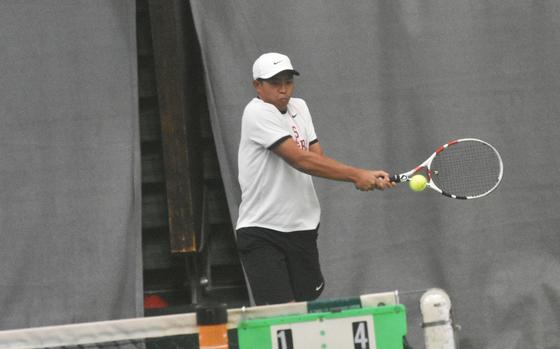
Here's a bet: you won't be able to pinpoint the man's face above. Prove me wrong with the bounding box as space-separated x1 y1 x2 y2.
253 71 295 113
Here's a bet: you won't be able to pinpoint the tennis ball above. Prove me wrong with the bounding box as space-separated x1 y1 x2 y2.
409 175 427 192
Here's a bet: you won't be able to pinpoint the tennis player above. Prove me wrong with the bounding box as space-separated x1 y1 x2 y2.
236 52 394 305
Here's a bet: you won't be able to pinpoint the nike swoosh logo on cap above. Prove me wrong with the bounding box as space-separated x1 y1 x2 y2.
273 60 283 65
315 282 324 291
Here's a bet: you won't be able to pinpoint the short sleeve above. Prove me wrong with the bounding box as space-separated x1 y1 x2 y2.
243 101 290 148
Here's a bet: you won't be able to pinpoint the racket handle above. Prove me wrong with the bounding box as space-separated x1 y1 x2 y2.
389 174 401 183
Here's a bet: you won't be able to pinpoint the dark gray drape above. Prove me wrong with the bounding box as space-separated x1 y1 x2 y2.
190 0 560 347
0 0 142 329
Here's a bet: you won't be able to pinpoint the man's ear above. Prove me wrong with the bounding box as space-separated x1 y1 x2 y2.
252 79 261 89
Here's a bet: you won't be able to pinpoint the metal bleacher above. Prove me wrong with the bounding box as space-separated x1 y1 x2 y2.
136 0 248 314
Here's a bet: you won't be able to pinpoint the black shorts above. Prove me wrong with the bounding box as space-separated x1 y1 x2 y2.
236 226 324 305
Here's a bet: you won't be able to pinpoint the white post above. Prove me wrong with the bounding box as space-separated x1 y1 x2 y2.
420 288 456 349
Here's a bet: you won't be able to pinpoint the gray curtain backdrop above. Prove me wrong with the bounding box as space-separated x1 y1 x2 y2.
190 1 560 348
0 0 142 329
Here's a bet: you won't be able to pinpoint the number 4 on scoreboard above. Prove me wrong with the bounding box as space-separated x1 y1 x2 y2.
353 321 370 349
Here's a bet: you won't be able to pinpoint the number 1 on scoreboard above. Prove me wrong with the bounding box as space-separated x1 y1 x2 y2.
276 329 294 349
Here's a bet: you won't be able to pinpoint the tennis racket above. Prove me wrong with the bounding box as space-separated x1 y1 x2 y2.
390 138 503 199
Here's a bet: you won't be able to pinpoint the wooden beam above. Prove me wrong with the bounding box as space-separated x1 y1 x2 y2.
148 0 203 253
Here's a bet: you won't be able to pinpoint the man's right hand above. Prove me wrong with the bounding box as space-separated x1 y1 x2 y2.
354 170 395 191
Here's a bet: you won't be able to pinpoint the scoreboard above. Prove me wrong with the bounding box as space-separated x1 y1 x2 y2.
237 304 406 349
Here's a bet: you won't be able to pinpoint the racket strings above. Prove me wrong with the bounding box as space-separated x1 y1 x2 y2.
430 141 501 198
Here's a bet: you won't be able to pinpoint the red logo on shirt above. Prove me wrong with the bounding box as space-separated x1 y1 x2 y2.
291 126 307 150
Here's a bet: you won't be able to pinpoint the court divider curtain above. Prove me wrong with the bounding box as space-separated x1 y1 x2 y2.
190 1 560 347
0 0 142 329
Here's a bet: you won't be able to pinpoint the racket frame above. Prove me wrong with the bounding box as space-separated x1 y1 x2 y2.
391 138 503 200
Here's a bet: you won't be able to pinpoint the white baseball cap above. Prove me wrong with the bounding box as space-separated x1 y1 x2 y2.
252 52 300 80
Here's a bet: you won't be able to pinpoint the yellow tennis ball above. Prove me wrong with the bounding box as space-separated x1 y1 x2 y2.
409 174 427 192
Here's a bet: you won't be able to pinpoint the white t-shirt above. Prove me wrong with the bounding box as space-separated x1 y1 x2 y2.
236 97 321 232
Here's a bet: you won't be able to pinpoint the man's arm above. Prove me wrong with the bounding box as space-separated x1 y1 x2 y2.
272 139 394 191
309 141 324 156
